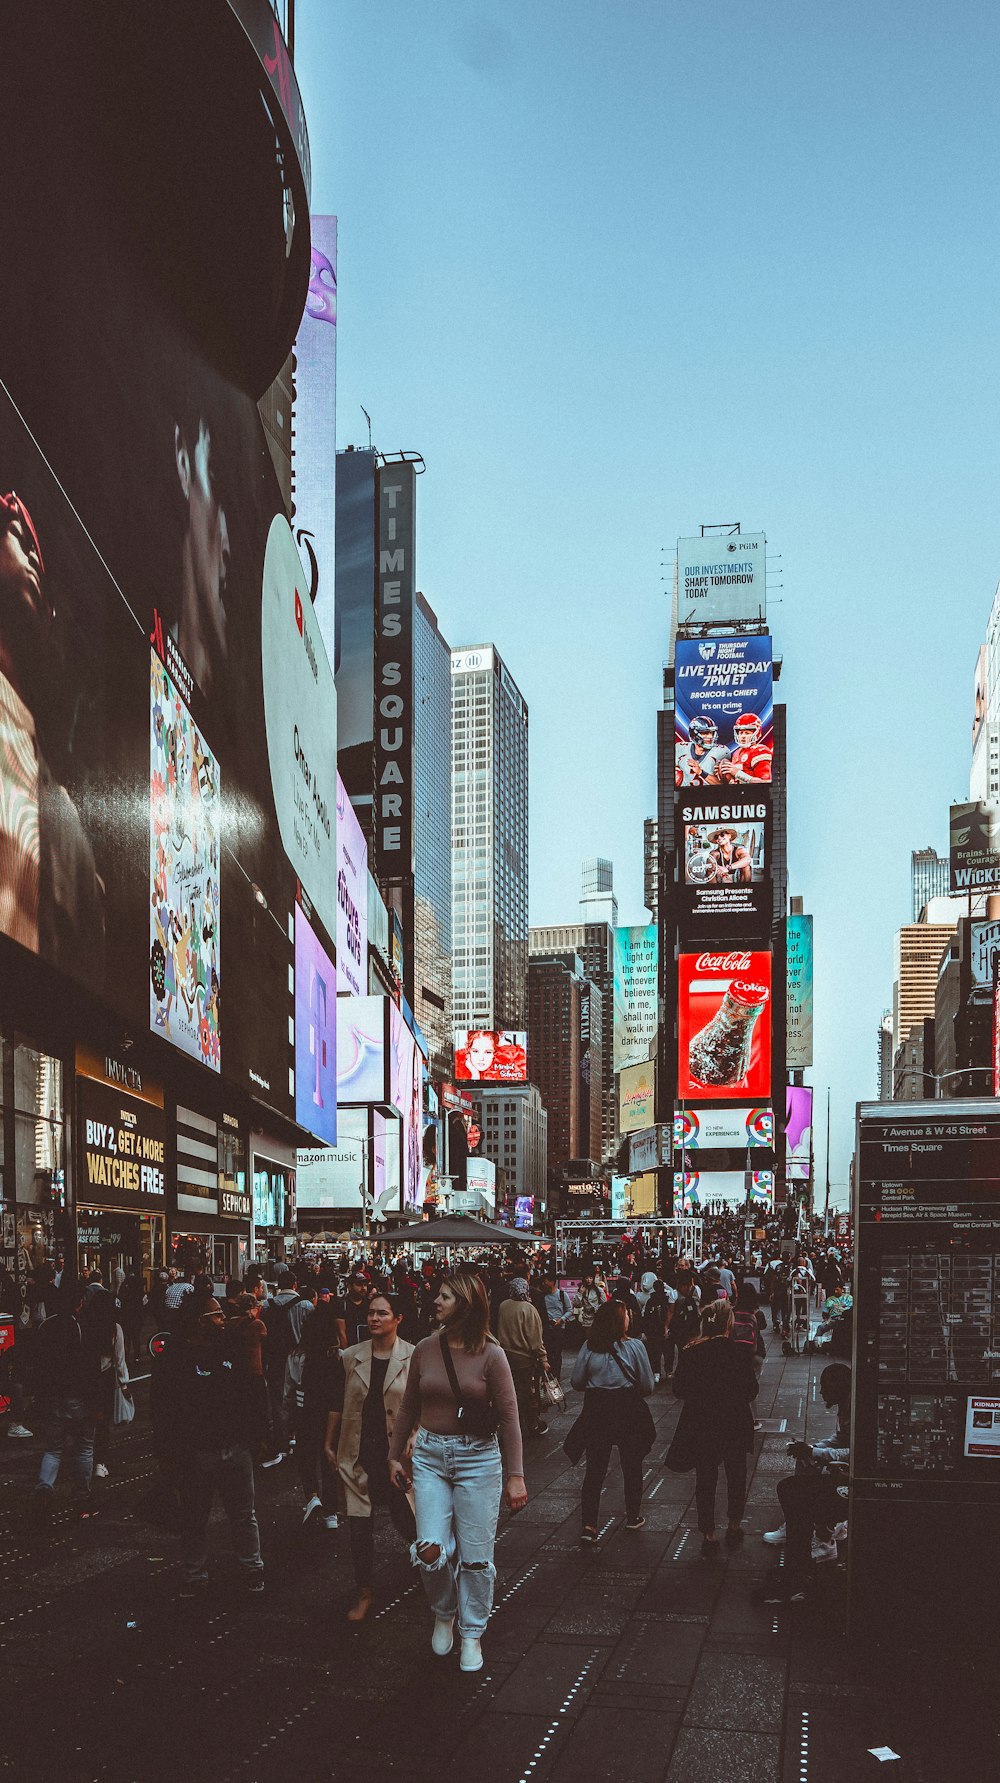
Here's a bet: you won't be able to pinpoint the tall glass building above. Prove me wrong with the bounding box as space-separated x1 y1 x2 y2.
451 645 529 1034
911 847 950 922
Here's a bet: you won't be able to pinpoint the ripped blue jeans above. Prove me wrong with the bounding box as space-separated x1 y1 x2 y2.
410 1428 503 1637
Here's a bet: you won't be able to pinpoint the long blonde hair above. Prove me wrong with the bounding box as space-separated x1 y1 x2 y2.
441 1271 492 1354
692 1299 733 1345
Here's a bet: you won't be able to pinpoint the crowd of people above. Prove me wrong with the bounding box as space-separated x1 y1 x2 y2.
1 1221 854 1664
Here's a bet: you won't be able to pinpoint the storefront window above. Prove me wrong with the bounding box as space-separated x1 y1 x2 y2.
1 1026 67 1322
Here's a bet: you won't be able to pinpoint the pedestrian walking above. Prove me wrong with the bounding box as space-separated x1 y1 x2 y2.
388 1270 527 1674
541 1271 574 1379
293 1298 343 1530
671 1299 758 1556
327 1292 415 1622
572 1269 605 1334
83 1286 130 1481
496 1277 549 1439
151 1296 267 1597
32 1277 101 1521
116 1267 146 1368
568 1300 656 1541
637 1275 672 1384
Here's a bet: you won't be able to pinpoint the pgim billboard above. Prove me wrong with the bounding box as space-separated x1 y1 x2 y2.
677 533 766 629
675 637 773 787
677 951 772 1100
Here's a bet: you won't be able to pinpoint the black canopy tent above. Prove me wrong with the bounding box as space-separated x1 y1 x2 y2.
377 1215 548 1247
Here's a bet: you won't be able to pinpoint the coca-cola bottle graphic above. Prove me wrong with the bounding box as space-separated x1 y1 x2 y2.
688 978 769 1088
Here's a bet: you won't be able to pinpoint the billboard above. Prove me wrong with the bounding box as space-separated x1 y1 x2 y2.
150 652 221 1069
675 636 773 786
454 1030 528 1083
336 774 368 998
950 802 1000 891
676 792 771 937
619 1062 655 1135
292 215 337 658
334 448 377 803
971 920 1000 990
375 459 415 875
613 925 659 1073
296 1105 367 1210
514 1195 534 1229
786 913 814 1069
611 1175 629 1219
677 533 766 629
337 996 387 1104
678 951 772 1099
673 1169 773 1214
629 1126 662 1173
785 1085 813 1182
390 1003 425 1210
467 1155 496 1212
674 1105 774 1151
294 902 337 1146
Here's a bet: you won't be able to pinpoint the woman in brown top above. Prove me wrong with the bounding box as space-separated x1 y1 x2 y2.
388 1271 527 1675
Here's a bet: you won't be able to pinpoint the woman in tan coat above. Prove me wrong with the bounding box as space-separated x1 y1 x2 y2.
324 1291 415 1622
496 1277 548 1438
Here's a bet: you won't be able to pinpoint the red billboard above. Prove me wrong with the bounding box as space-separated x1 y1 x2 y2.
454 1030 528 1083
678 951 772 1100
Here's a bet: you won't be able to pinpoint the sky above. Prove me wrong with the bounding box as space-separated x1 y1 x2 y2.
296 0 1000 1205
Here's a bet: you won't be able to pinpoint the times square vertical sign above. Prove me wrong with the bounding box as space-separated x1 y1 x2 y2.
376 461 416 877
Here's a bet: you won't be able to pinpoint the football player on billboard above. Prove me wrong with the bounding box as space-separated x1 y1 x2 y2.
675 716 732 786
723 713 773 783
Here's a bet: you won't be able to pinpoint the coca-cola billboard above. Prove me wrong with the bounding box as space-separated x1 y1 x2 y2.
677 951 772 1101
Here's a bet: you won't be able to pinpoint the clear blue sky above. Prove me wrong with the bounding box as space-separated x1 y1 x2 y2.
296 1 1000 1203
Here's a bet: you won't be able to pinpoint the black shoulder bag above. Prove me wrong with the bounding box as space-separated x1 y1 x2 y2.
438 1332 499 1440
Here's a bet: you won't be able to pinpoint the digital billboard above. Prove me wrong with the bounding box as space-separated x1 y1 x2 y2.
677 533 766 629
390 1003 425 1210
629 1126 663 1173
334 448 377 803
673 1169 773 1214
337 996 387 1105
678 951 772 1100
292 215 337 658
786 913 814 1069
454 1030 528 1083
613 925 659 1074
950 802 1000 891
294 902 337 1146
675 637 773 786
150 652 221 1069
677 792 771 937
674 1105 774 1151
375 460 415 875
297 1106 367 1210
514 1195 534 1229
786 1085 813 1182
336 774 368 998
619 1062 655 1135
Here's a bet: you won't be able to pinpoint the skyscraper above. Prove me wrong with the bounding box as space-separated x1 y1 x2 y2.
892 923 955 1053
580 857 617 928
529 918 615 1159
451 645 529 1034
911 847 950 922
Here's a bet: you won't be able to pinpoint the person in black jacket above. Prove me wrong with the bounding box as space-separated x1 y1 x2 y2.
672 1298 759 1555
33 1277 102 1520
151 1296 268 1596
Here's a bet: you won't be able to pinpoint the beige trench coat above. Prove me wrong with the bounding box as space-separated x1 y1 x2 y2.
337 1337 414 1518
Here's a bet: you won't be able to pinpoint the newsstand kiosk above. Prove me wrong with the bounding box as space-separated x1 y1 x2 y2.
849 1100 1000 1641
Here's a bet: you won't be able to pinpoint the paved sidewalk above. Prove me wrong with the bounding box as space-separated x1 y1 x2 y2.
1 1334 997 1782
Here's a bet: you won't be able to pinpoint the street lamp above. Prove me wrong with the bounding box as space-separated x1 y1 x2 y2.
915 1067 994 1100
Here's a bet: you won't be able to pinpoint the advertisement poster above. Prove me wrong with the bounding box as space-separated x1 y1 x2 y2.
294 903 337 1147
677 533 766 629
336 774 368 999
613 924 659 1073
674 1105 774 1151
675 637 773 787
971 919 1000 989
786 913 814 1069
515 1195 534 1229
678 951 772 1100
619 1062 655 1135
673 1169 773 1214
297 1106 367 1210
150 652 221 1070
964 1397 1000 1458
454 1030 528 1083
76 1063 166 1212
610 1175 629 1219
950 801 1000 892
785 1085 813 1182
390 1004 425 1210
677 792 770 936
629 1126 663 1173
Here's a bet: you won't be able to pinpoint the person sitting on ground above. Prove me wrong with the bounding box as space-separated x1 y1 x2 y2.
761 1362 851 1604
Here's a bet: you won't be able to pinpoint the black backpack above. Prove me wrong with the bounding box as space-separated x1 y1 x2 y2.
670 1294 701 1350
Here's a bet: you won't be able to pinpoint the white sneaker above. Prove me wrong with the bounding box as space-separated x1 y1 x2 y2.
260 1451 286 1470
6 1424 33 1438
811 1537 838 1564
833 1521 848 1542
460 1635 483 1672
302 1494 322 1524
762 1526 785 1546
324 1514 339 1531
94 1463 109 1480
431 1615 455 1657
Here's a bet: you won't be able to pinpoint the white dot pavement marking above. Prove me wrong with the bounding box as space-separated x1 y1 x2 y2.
672 1528 691 1561
648 1479 663 1498
516 1651 601 1783
800 1710 809 1780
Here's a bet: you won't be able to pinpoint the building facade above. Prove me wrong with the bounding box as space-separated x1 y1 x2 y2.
911 847 950 922
466 1083 548 1215
413 593 453 1073
529 919 615 1159
450 644 529 1034
526 955 582 1201
893 924 956 1054
580 857 617 929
